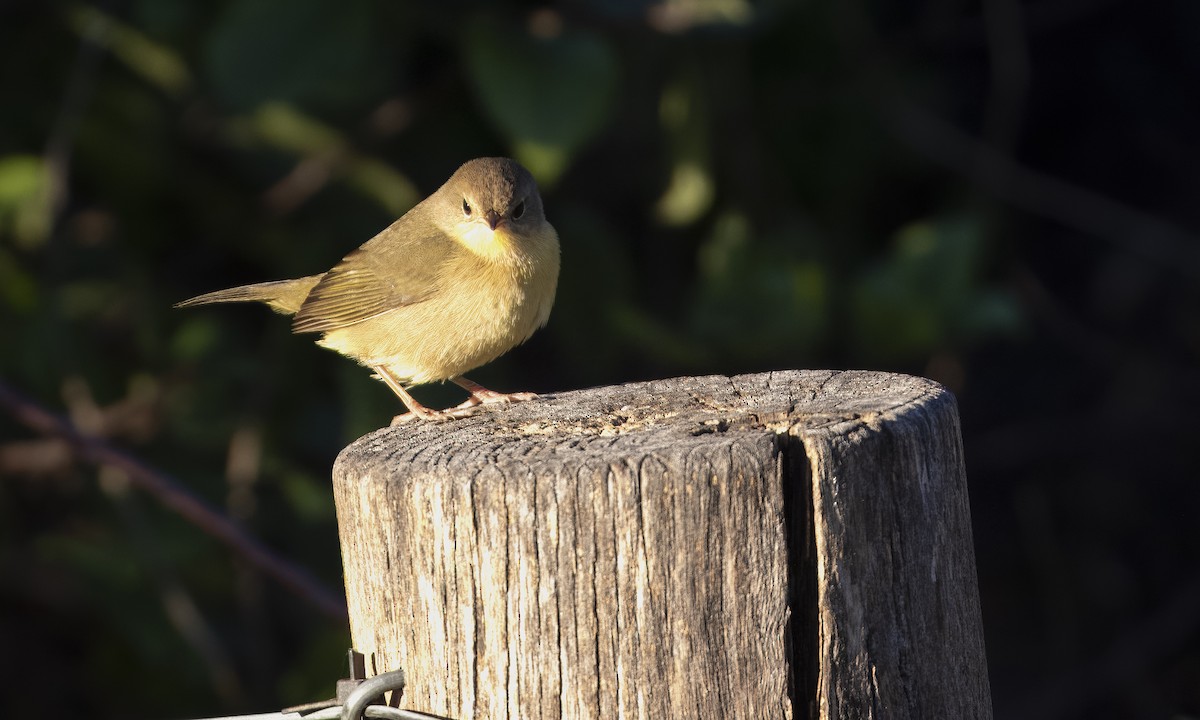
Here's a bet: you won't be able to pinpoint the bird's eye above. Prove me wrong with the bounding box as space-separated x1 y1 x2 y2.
462 199 472 217
512 201 526 219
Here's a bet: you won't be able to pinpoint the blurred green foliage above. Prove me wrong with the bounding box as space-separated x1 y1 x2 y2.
464 14 618 182
2 1 1199 719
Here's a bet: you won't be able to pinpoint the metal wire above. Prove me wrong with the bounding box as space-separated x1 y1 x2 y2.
180 707 442 720
340 668 405 720
176 651 448 720
183 667 444 720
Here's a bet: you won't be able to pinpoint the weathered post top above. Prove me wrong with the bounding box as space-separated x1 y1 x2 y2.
333 370 992 719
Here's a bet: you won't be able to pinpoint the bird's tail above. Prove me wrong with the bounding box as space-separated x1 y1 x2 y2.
174 276 321 316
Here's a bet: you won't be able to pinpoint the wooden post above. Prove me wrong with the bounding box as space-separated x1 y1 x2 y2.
331 370 992 719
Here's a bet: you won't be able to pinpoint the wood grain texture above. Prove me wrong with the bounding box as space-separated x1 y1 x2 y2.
332 370 992 719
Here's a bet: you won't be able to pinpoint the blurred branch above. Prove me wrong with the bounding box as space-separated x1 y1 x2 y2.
979 0 1029 155
886 99 1200 279
228 103 419 216
0 379 348 622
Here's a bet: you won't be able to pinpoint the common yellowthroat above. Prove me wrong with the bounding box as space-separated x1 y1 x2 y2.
177 157 560 423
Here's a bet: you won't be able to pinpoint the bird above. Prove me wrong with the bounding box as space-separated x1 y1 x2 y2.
176 157 560 423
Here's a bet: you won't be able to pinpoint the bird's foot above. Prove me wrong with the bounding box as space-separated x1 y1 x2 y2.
451 376 538 406
390 404 479 425
473 388 539 405
390 409 443 425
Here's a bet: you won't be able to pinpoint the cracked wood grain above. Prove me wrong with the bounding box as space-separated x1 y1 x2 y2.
332 370 992 719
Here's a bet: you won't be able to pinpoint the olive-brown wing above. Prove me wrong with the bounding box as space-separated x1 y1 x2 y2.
291 217 455 334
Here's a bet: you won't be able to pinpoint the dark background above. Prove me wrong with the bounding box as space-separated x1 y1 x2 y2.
2 0 1198 718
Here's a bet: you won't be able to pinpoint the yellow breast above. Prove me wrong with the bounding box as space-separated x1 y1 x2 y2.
317 222 559 384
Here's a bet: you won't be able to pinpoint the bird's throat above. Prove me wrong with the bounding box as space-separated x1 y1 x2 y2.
454 221 514 262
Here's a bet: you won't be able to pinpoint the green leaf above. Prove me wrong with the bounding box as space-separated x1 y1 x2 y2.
656 160 714 227
691 213 830 362
0 247 37 311
279 471 335 522
69 4 192 95
245 102 344 154
204 0 387 111
850 216 1020 362
655 70 715 227
463 17 618 183
0 154 51 249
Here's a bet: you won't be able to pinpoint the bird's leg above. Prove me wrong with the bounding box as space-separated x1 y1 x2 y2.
451 376 539 408
373 366 463 424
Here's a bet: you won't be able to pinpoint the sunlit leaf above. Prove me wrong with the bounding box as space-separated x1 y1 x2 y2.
247 102 343 154
68 4 192 95
575 0 755 29
346 158 420 217
656 160 714 226
655 63 714 226
0 154 52 249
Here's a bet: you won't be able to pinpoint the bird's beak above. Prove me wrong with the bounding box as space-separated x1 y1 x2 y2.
484 209 502 231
